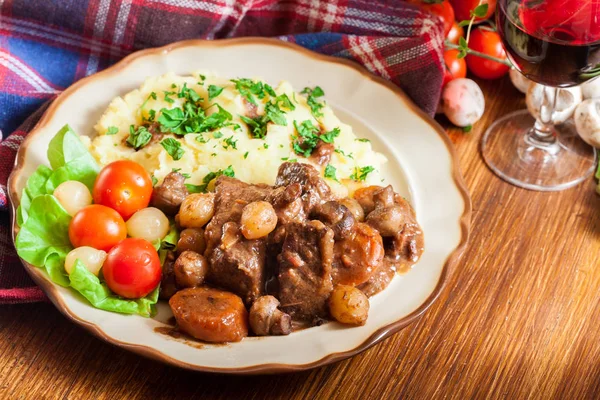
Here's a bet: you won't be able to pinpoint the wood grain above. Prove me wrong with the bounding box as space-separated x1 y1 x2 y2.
2 76 600 399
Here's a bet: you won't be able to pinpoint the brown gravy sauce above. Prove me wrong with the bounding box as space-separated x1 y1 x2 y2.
153 325 231 349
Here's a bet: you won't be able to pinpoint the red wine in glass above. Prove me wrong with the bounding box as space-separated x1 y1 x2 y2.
498 0 600 87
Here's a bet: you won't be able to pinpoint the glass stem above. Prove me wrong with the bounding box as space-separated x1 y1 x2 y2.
527 86 560 154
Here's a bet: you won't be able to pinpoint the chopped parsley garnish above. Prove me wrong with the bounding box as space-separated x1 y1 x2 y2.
236 90 293 139
211 153 217 157
198 105 232 132
240 115 267 139
244 151 249 159
324 164 339 182
106 126 118 135
185 166 235 193
158 108 186 133
231 78 270 105
301 86 325 118
320 127 340 144
264 84 277 97
208 85 224 101
240 99 289 139
198 74 206 82
195 133 209 143
223 136 238 150
281 157 297 162
171 83 177 89
151 175 158 186
350 166 375 182
126 125 152 150
178 83 201 103
147 109 156 122
275 94 296 111
163 90 176 104
263 143 269 149
156 83 232 135
355 138 370 143
292 120 320 158
172 168 191 179
264 102 287 125
334 148 354 159
160 138 184 160
212 131 224 139
139 92 157 111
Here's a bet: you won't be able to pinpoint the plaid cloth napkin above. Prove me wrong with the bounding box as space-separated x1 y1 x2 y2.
0 0 445 303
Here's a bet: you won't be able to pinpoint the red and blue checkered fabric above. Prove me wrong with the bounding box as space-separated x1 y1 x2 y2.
0 0 444 303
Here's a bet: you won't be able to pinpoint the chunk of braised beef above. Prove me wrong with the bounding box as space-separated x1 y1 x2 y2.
274 162 332 214
311 201 355 240
278 221 334 322
204 176 274 304
151 172 189 216
159 251 178 300
310 142 334 165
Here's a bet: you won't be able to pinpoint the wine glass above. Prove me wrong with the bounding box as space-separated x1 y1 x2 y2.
481 0 600 191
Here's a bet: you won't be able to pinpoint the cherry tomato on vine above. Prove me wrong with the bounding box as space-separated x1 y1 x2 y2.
92 160 153 220
102 238 161 299
407 0 455 36
446 21 464 44
69 204 127 251
465 27 510 79
442 49 467 87
450 0 496 23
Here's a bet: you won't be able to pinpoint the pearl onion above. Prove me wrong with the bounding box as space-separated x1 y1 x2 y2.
53 181 92 216
126 207 170 242
65 246 107 276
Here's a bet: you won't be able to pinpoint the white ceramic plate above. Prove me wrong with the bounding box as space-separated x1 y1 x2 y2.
9 38 470 373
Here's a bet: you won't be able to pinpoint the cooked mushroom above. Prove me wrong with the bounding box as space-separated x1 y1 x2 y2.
442 78 485 127
526 83 582 124
581 79 600 100
366 205 405 236
174 251 208 288
574 99 600 148
176 228 206 254
249 295 292 336
312 201 355 240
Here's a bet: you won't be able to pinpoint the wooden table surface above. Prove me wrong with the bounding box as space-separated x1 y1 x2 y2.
2 76 600 400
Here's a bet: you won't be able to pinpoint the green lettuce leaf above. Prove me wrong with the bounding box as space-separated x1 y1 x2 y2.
14 125 159 317
45 124 99 191
47 125 91 169
69 259 159 317
15 195 72 285
45 253 71 287
17 165 53 226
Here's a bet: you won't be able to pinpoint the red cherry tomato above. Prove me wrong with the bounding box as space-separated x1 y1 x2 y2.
102 238 161 299
450 0 496 23
92 160 153 220
69 205 127 252
407 0 455 36
465 27 510 79
446 21 464 45
442 49 467 87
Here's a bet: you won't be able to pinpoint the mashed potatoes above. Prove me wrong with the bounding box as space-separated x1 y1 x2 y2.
84 71 387 197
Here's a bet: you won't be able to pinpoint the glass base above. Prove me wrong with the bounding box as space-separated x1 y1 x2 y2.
481 110 597 191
